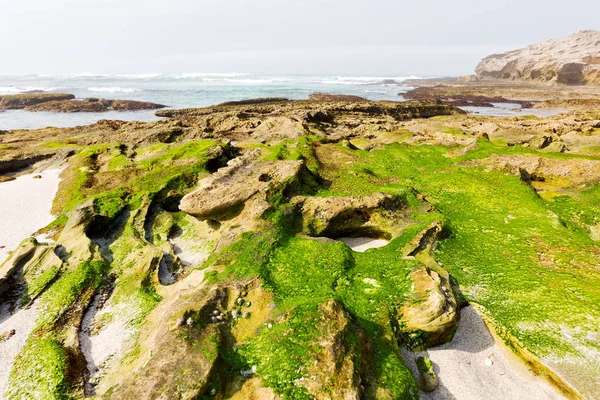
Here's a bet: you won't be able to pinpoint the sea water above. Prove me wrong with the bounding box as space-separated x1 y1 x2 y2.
0 73 420 130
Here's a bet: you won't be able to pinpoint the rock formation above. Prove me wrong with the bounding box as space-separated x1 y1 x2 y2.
0 93 166 112
1 98 600 399
475 30 600 85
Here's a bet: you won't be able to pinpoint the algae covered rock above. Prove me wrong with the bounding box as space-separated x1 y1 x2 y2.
415 356 438 392
180 149 310 220
0 238 38 296
399 266 459 350
293 192 408 238
301 299 365 400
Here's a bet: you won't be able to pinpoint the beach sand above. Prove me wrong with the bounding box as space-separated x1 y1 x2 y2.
338 237 389 252
400 306 565 400
0 168 62 265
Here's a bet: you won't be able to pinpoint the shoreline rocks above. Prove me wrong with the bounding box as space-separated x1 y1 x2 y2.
0 93 166 112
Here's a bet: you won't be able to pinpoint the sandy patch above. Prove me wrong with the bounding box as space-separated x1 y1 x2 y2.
400 306 564 400
169 231 210 266
338 237 389 252
0 302 38 400
80 294 134 396
0 168 63 265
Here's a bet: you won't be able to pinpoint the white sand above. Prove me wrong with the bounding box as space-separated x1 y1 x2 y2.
80 295 133 395
400 306 565 400
0 303 38 399
0 168 63 265
338 237 389 252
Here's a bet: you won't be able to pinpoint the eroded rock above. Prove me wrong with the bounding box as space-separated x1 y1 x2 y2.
475 30 600 85
180 149 309 220
399 266 459 350
293 192 408 238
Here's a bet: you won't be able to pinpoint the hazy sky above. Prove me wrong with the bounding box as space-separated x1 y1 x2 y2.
0 0 598 76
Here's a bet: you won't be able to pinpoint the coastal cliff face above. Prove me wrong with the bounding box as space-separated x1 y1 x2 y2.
475 30 600 85
1 98 600 399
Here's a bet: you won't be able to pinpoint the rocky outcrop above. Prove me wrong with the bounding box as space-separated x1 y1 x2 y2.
0 238 37 296
0 93 75 110
309 93 368 102
0 93 165 112
475 30 600 85
301 300 365 399
402 86 534 108
463 153 600 186
292 193 408 238
25 98 166 112
398 266 459 350
179 150 310 220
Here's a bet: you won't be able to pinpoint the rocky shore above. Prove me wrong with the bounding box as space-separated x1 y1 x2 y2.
0 89 599 399
0 93 166 112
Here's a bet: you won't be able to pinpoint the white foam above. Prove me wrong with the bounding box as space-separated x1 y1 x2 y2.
75 73 161 79
320 76 423 85
173 72 247 79
0 86 64 95
87 87 142 93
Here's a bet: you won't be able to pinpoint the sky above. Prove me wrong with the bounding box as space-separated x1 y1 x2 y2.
0 0 598 76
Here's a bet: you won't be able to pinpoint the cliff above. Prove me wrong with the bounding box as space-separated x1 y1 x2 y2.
475 30 600 85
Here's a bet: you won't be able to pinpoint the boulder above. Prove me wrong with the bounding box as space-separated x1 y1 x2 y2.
475 30 600 86
398 266 459 350
293 193 407 238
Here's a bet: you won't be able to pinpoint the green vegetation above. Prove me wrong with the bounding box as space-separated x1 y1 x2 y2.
6 337 70 400
8 260 109 400
7 108 600 399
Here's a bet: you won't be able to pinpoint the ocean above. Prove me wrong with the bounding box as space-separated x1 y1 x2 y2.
0 73 421 130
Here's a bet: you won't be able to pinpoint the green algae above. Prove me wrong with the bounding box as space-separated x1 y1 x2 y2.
314 140 600 366
10 119 600 399
7 260 109 400
6 337 71 400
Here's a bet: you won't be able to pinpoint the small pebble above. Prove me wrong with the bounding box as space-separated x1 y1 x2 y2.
245 301 252 307
231 310 239 318
485 358 493 367
213 310 220 316
267 323 273 329
216 315 223 321
237 298 244 305
186 317 194 326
